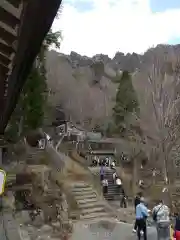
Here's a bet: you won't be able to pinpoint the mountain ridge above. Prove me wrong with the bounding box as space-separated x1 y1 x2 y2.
45 43 180 129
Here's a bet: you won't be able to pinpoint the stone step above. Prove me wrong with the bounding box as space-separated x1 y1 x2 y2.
108 185 119 188
81 207 105 215
107 191 121 195
73 191 96 196
7 174 16 182
105 173 114 176
80 212 110 220
108 187 118 190
104 196 118 201
105 193 120 197
72 187 93 192
72 183 90 188
78 202 104 209
81 216 119 224
75 193 97 200
72 188 94 193
77 198 98 205
106 189 118 192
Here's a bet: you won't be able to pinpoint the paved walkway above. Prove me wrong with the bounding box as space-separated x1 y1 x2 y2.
70 220 157 240
0 215 6 240
0 211 21 240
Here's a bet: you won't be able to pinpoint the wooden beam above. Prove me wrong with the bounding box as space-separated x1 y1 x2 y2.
0 0 62 133
0 63 9 76
0 22 17 45
0 71 5 122
0 71 7 81
0 32 16 46
0 41 14 56
6 0 22 9
0 5 20 28
0 53 11 66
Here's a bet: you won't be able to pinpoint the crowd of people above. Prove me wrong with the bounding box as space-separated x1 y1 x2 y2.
90 154 180 239
133 192 180 240
91 155 114 167
92 154 180 239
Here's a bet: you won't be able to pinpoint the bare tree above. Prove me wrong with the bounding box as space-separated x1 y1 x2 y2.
132 58 180 192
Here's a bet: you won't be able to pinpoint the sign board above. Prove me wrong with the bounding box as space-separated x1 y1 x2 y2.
0 169 6 195
56 124 66 135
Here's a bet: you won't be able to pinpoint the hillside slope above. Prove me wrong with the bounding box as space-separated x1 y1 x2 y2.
46 44 180 129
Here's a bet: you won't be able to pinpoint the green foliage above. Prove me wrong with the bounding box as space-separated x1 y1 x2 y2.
113 71 138 134
45 29 62 49
22 67 47 129
5 30 61 141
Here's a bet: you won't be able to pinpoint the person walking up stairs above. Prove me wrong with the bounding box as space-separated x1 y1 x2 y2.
89 167 123 201
104 168 123 201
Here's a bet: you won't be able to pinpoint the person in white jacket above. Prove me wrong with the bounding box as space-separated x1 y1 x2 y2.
116 177 122 193
113 172 117 183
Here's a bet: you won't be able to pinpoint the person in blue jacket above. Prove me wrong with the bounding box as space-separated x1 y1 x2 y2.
133 192 142 233
136 197 149 240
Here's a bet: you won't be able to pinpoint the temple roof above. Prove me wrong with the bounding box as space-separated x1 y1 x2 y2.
0 0 62 134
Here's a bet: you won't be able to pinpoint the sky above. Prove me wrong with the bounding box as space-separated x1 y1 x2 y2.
52 0 180 58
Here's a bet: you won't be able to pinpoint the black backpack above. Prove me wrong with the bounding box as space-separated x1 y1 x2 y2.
153 205 163 221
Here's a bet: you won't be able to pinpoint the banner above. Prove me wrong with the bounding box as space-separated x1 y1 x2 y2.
0 169 6 195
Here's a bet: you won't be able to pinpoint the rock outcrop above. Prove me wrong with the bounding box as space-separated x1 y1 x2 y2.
46 44 179 129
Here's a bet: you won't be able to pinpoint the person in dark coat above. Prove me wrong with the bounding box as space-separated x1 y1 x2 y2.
120 188 127 208
100 165 105 181
133 192 143 233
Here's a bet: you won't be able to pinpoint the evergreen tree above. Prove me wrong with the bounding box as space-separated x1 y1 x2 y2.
113 71 138 134
5 30 62 142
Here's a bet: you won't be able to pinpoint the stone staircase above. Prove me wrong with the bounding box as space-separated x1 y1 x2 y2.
70 182 116 221
26 148 45 164
89 167 122 201
104 168 122 201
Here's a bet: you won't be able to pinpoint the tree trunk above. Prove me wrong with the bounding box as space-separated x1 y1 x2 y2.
18 116 23 137
161 145 172 207
132 157 138 196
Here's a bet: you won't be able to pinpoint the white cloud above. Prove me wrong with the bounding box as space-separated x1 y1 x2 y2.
52 0 180 58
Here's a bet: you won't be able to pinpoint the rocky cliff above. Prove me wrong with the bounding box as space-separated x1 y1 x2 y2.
45 44 180 129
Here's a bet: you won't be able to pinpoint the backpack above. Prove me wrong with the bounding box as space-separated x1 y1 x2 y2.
153 205 163 222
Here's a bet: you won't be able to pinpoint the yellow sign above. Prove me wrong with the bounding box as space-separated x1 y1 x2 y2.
0 169 6 195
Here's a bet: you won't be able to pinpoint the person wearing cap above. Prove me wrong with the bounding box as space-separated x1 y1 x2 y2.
136 197 149 240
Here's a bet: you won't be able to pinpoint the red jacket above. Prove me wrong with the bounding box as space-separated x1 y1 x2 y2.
174 230 180 240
